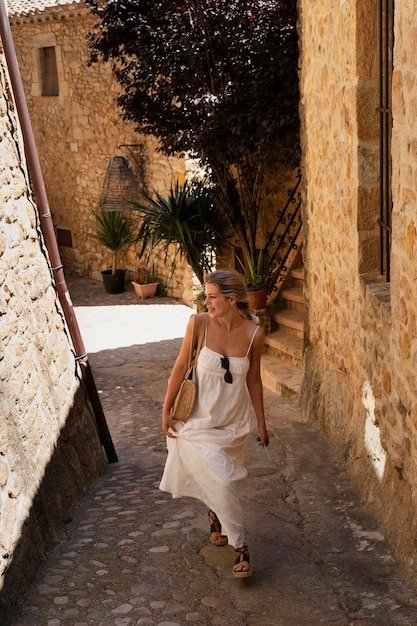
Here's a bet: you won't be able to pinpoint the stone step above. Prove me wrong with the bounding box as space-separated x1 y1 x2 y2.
289 267 304 287
290 266 304 281
281 285 304 311
263 260 304 404
272 308 305 337
264 330 303 368
261 353 302 403
282 285 304 303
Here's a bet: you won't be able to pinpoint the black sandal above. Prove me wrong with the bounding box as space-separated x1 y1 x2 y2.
233 544 252 578
208 510 228 546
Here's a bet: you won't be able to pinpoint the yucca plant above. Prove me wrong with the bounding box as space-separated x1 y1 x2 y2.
131 180 229 286
90 210 135 274
235 247 266 291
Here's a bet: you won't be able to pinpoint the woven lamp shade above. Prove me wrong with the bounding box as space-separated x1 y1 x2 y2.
100 156 137 211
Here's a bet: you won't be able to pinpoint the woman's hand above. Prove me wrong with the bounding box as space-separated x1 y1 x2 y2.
162 410 177 438
256 423 269 448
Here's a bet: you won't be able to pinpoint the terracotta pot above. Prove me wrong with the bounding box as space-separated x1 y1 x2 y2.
248 288 269 310
132 281 158 299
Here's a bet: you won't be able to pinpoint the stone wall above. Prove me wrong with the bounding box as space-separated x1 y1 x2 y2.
9 4 193 303
0 52 105 620
299 0 417 588
8 3 299 306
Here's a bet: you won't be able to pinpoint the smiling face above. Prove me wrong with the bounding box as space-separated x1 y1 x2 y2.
204 284 234 318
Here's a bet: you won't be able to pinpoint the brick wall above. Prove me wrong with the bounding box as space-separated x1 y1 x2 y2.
0 53 105 621
299 0 417 588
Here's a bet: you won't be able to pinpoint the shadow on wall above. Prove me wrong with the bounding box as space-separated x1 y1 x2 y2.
0 385 106 624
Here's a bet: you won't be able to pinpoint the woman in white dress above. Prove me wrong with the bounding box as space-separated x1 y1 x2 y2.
160 268 269 577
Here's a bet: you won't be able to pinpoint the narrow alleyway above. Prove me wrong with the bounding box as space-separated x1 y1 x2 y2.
6 277 417 626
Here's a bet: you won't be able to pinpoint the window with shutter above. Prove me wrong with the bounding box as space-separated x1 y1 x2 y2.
40 46 59 97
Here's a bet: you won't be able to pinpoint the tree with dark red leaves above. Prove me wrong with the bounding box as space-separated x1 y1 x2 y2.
87 0 299 265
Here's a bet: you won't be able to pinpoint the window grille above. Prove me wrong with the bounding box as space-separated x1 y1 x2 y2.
377 0 394 281
40 46 59 96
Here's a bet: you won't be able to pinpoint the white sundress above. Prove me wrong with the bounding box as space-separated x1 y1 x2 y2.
159 321 260 548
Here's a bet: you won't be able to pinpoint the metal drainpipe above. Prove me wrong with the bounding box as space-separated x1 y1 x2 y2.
0 1 118 463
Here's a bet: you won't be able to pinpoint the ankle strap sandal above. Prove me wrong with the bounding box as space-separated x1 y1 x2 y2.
233 544 252 578
208 510 228 546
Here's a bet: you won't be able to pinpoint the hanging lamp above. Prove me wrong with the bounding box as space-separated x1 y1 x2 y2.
99 155 137 211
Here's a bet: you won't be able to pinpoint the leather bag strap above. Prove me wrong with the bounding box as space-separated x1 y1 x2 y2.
193 314 207 366
187 314 198 370
189 313 207 368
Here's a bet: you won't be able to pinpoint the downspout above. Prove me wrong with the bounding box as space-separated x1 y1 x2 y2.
0 1 117 463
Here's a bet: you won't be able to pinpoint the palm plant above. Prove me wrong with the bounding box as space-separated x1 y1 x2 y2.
131 180 229 286
90 210 135 274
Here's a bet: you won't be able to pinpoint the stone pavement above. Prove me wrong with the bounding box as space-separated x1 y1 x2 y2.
6 277 417 626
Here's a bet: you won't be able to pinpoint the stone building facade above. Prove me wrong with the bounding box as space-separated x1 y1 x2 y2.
0 46 105 620
299 0 417 588
8 0 193 303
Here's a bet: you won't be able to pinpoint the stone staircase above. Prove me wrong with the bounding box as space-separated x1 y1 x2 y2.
261 264 304 403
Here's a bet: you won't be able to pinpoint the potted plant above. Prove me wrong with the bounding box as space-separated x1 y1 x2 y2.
232 170 303 310
236 247 269 310
132 264 159 299
90 209 135 294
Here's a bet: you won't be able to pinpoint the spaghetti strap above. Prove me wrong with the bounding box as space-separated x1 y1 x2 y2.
246 325 260 357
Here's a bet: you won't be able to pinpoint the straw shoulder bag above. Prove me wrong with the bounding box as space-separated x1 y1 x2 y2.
172 313 207 423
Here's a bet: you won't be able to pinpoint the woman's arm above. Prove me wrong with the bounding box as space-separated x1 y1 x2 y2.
246 326 269 447
162 315 196 437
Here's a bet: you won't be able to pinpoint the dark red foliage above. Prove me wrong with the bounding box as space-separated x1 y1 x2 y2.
87 0 300 257
87 0 299 161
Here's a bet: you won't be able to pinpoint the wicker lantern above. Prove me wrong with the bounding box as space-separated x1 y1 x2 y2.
99 155 137 211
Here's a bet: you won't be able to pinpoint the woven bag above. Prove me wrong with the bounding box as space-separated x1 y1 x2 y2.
172 314 206 422
171 371 196 422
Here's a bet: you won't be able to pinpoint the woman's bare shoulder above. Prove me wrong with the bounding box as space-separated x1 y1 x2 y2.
246 319 265 343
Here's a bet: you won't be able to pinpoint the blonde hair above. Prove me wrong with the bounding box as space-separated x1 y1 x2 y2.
204 268 253 319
